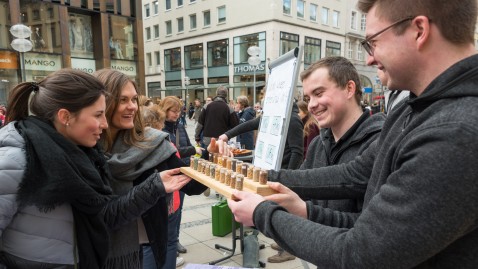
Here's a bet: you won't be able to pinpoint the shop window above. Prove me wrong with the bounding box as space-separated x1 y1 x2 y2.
279 32 299 56
185 43 203 69
207 39 228 67
233 32 266 64
109 15 136 60
164 47 181 71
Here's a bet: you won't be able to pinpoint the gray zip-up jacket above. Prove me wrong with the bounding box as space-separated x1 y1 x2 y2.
253 54 478 268
0 122 169 266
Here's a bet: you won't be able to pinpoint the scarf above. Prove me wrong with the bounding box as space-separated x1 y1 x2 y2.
105 128 177 268
16 116 113 269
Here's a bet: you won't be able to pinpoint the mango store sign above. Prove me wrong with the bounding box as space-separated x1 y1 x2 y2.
24 53 61 72
71 58 96 74
111 60 137 77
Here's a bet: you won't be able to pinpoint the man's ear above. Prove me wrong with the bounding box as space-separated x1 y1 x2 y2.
57 108 70 126
413 16 431 50
346 80 357 99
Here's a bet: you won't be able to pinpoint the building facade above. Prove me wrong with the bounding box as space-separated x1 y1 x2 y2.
0 0 145 105
142 0 379 105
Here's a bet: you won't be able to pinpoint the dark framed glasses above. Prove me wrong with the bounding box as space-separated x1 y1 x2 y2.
361 16 414 56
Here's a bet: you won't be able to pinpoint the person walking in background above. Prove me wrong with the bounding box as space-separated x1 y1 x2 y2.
228 0 478 267
233 96 256 150
191 98 203 124
188 102 194 120
93 69 206 269
0 106 5 127
195 86 239 157
296 100 320 159
0 69 189 269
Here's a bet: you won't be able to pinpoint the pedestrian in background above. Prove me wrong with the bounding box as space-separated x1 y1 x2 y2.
296 100 320 159
233 96 256 150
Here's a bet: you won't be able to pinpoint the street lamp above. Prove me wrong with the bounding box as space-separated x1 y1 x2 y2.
247 46 261 106
10 24 33 82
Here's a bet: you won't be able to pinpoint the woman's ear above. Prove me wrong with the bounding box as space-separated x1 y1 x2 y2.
57 108 71 126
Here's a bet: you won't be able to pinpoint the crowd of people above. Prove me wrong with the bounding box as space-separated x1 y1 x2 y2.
1 0 478 268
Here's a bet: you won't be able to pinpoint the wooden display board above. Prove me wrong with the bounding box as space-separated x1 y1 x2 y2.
180 167 277 200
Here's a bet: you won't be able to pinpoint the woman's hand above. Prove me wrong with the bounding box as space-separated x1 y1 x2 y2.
208 138 234 157
195 146 204 155
159 168 191 193
265 182 307 218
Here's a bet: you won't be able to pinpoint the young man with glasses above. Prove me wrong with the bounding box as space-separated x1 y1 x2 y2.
228 0 478 268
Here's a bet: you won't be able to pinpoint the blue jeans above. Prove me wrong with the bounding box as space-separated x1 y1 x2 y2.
142 245 156 269
160 209 180 269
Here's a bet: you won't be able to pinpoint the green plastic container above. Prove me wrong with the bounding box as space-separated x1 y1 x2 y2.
211 200 239 237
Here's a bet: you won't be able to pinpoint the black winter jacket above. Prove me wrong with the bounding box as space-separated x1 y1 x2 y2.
163 120 196 165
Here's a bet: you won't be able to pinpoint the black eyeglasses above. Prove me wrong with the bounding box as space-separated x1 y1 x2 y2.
361 16 414 56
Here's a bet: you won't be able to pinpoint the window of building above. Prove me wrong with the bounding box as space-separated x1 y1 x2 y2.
310 3 318 21
321 7 329 25
146 52 152 66
153 1 159 15
204 10 211 27
304 36 321 65
190 0 196 3
178 0 183 7
218 6 226 23
233 32 266 64
21 3 62 54
333 10 340 27
144 3 150 18
280 32 299 56
145 27 151 40
154 51 160 66
0 4 11 49
325 40 341 57
189 14 197 29
185 43 203 69
207 39 228 67
361 14 366 31
69 12 94 58
357 43 364 61
351 11 357 30
164 47 181 71
347 41 354 59
297 0 304 18
166 0 171 10
283 0 291 15
109 15 136 60
153 25 159 38
177 17 184 32
166 20 172 35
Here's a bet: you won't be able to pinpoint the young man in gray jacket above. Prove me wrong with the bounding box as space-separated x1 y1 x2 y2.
228 0 478 268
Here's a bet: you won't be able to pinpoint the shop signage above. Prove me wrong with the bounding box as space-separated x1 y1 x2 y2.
71 58 96 74
111 60 137 77
0 51 19 69
24 53 61 72
234 63 266 74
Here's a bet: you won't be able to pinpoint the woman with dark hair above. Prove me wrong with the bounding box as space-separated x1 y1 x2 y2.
94 69 206 269
0 69 189 269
